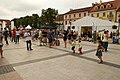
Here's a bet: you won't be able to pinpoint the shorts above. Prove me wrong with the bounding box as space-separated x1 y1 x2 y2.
0 43 3 48
63 37 67 41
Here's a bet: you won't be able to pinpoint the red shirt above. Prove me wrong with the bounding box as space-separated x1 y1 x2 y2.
12 28 16 35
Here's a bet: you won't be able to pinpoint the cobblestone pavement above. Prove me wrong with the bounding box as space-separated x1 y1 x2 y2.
0 39 120 80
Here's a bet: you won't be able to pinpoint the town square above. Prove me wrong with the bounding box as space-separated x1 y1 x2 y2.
0 0 120 80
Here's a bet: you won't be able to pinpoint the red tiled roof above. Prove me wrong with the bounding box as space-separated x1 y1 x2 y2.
56 14 64 21
0 19 11 26
90 0 120 12
64 7 92 15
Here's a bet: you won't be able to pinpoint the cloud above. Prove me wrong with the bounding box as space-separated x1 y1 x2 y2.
0 0 111 19
10 3 40 12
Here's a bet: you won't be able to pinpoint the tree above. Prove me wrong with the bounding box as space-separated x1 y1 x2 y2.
41 8 58 27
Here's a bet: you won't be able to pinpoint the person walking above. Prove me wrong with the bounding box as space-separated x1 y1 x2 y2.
93 31 97 44
3 28 9 45
78 38 82 54
102 31 109 52
96 40 104 64
12 27 16 43
38 30 42 46
0 31 3 58
71 39 76 53
112 32 116 43
47 29 53 48
0 29 3 42
24 30 33 51
63 30 68 48
16 29 20 44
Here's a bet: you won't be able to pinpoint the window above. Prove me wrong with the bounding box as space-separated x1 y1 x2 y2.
97 13 99 17
107 4 112 8
74 14 76 18
100 5 104 9
65 15 67 19
69 15 71 18
103 12 106 17
94 6 98 10
109 12 113 17
84 13 86 16
65 21 67 25
91 14 94 17
79 13 81 17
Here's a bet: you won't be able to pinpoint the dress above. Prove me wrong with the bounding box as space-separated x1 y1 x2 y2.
96 45 103 56
63 31 68 41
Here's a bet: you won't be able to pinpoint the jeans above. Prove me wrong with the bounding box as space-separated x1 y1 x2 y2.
16 35 20 43
4 37 9 45
12 35 16 43
103 42 108 51
26 40 32 51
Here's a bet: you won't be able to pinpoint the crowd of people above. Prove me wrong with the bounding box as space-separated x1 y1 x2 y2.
0 27 119 64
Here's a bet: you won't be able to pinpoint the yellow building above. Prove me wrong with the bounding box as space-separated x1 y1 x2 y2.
89 0 120 22
63 0 120 28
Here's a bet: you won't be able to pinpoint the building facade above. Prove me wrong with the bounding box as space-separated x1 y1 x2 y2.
90 0 120 22
64 7 91 26
56 14 64 30
63 0 120 28
0 19 11 30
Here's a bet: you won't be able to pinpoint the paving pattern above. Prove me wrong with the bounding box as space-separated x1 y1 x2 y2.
0 39 120 80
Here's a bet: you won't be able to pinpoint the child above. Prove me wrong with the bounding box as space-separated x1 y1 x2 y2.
96 40 104 64
78 39 82 54
71 40 76 53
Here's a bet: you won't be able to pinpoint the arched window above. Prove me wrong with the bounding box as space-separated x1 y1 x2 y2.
107 4 112 8
100 5 104 9
94 6 98 10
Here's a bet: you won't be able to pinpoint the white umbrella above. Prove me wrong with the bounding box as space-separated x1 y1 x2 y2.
25 25 32 29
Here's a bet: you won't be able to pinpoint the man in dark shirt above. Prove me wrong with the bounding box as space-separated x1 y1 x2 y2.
48 29 53 48
3 28 9 45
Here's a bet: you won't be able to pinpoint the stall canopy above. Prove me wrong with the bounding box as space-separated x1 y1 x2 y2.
25 25 32 29
72 16 118 27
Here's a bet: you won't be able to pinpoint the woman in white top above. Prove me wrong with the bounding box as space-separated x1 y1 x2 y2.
16 29 20 43
102 31 109 52
24 30 33 51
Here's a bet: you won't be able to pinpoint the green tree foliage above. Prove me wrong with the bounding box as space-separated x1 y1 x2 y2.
41 8 58 27
12 8 58 29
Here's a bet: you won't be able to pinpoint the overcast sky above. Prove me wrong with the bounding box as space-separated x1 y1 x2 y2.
0 0 112 20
